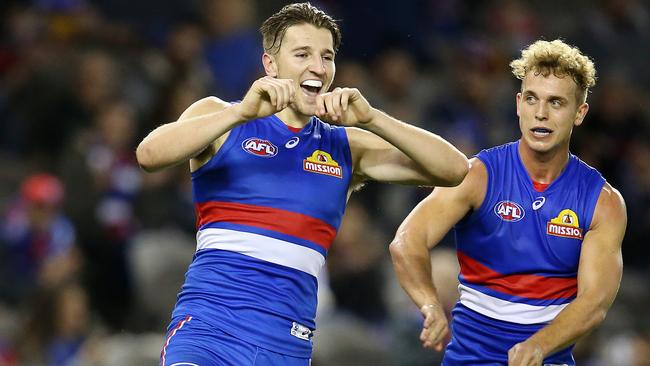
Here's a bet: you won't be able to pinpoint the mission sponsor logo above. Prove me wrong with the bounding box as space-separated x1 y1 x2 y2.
547 209 583 239
494 201 525 222
303 150 343 178
242 137 278 157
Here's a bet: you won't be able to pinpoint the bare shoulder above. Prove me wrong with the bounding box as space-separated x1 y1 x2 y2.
344 126 390 151
405 157 486 231
591 182 627 230
186 96 232 171
466 157 487 182
342 127 368 182
463 157 488 210
180 96 230 120
343 126 392 182
426 156 487 210
344 126 378 142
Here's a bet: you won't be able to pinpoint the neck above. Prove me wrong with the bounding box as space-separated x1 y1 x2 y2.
275 108 312 128
518 139 570 184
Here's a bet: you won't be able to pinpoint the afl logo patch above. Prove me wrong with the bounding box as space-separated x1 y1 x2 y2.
494 201 525 222
242 137 278 157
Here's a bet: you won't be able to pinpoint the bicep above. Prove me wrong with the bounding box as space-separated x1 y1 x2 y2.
180 97 231 170
179 96 230 120
576 185 626 303
347 127 432 185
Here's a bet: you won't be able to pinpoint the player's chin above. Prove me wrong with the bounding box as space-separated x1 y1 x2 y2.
298 101 318 117
525 137 555 153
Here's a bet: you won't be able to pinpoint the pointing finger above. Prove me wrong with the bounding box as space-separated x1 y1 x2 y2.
316 94 326 117
324 93 336 121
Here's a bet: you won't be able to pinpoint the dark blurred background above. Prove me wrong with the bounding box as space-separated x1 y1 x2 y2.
0 0 648 365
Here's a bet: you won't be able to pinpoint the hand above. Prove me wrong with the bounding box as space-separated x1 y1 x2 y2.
315 87 376 126
234 76 295 121
419 303 449 351
508 339 544 366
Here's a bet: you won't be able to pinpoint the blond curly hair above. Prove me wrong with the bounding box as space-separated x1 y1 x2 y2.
510 40 596 103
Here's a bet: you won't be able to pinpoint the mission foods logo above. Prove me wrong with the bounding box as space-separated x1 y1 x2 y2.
242 137 277 157
303 150 343 178
494 201 525 222
547 209 583 239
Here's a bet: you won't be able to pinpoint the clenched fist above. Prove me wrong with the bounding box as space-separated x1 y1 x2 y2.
508 340 544 366
234 76 296 121
419 303 449 351
315 87 376 126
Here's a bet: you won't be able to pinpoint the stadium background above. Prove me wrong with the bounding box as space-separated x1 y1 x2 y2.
0 0 648 364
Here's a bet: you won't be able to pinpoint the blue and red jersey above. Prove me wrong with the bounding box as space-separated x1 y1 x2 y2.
171 114 352 357
454 141 605 324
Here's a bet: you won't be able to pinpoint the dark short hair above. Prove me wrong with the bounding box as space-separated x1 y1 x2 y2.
260 2 341 55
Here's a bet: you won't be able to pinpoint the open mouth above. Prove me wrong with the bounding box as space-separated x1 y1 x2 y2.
530 127 553 137
300 79 323 97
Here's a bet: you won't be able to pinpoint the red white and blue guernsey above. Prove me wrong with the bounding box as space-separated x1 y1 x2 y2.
444 141 605 365
169 114 352 359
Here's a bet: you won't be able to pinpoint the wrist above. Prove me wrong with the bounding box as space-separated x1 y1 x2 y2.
420 303 441 311
526 337 548 357
419 297 442 311
227 103 249 124
357 107 382 130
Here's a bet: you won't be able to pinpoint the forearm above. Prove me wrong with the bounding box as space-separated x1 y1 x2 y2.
137 105 244 172
389 232 441 308
529 295 609 356
363 109 469 186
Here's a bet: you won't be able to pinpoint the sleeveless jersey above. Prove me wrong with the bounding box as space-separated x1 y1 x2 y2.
454 141 605 324
171 114 352 357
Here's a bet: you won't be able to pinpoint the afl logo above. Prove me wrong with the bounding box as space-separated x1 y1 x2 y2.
494 201 525 222
242 137 277 157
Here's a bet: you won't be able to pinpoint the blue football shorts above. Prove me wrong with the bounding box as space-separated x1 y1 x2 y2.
442 303 575 366
160 315 311 366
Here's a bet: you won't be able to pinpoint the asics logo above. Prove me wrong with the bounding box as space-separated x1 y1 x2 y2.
532 197 546 210
285 137 300 148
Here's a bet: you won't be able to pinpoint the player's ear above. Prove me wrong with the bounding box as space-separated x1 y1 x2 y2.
574 102 589 127
262 53 278 78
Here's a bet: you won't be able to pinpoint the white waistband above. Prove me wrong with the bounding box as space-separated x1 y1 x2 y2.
196 228 325 277
459 283 568 324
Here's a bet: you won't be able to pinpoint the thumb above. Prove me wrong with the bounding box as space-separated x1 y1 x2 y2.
434 342 444 352
422 311 434 328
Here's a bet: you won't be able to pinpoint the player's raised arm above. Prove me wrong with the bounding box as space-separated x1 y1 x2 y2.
136 96 235 172
136 77 296 172
315 87 469 187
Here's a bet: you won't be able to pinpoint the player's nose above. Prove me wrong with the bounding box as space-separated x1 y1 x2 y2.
535 102 548 120
308 58 326 75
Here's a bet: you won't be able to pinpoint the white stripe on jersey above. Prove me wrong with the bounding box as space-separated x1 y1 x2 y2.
196 228 325 277
459 284 569 324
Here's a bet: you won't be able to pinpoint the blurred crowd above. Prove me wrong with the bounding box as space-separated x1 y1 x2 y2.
0 0 648 365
